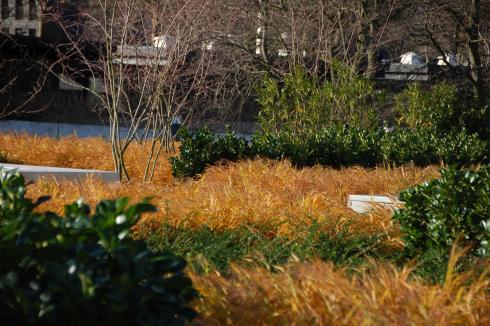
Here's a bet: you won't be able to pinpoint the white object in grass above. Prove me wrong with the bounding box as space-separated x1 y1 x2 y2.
348 195 403 214
0 163 119 183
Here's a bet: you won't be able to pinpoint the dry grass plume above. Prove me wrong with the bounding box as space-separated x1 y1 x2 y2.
1 133 439 240
0 133 174 185
191 249 490 325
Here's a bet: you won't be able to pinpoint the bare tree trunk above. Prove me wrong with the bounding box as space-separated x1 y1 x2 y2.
257 0 270 64
467 0 486 107
365 21 377 78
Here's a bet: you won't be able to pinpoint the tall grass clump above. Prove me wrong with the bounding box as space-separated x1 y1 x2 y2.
20 160 438 245
0 134 174 185
138 160 439 238
191 249 490 325
191 246 490 326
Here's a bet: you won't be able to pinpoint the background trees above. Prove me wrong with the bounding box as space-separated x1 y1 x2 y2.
6 0 486 180
411 0 489 108
0 31 50 118
55 0 220 181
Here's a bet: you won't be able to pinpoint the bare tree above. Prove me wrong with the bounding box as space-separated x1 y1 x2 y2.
135 0 217 181
350 0 411 77
211 0 410 80
0 31 50 119
413 0 489 108
52 0 218 181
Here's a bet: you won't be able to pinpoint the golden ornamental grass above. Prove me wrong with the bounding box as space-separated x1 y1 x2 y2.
2 133 489 324
0 133 174 185
191 250 490 326
138 159 439 240
2 133 439 240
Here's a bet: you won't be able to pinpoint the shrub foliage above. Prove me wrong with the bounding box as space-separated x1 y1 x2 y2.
257 63 382 138
0 170 197 325
171 66 489 178
394 83 459 131
145 223 390 272
171 126 488 178
394 166 490 258
171 127 253 178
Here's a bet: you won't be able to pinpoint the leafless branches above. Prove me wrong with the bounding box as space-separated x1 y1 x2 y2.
409 0 489 107
53 0 220 181
0 30 50 118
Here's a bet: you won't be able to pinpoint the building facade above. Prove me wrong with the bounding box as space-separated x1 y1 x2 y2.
1 0 42 37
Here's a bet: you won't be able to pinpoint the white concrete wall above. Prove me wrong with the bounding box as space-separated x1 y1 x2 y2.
0 163 119 182
348 195 403 214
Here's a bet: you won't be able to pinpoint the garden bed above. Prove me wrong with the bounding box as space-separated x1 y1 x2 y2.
1 132 488 325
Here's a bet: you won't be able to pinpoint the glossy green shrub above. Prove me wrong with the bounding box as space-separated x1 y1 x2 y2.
171 127 252 178
172 125 488 178
382 128 489 166
434 130 489 165
307 126 382 168
394 166 490 257
0 170 197 326
460 105 490 139
381 128 439 165
253 126 383 168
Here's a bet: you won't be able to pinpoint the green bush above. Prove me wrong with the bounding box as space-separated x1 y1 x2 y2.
253 125 383 168
171 126 488 178
394 166 490 258
395 83 459 131
382 128 489 166
257 63 382 141
144 223 390 273
460 105 490 139
300 126 382 167
394 83 490 140
0 170 197 325
435 130 489 165
144 219 480 284
169 67 489 178
171 127 252 179
381 128 439 165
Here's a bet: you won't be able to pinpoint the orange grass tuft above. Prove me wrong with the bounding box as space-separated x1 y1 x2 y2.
28 176 164 215
191 253 490 325
139 159 439 239
0 133 174 185
1 133 439 240
23 159 438 246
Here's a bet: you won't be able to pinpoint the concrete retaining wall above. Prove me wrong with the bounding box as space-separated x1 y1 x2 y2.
0 163 119 182
0 119 255 140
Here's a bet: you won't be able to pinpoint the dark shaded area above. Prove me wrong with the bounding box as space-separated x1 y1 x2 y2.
0 31 108 124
